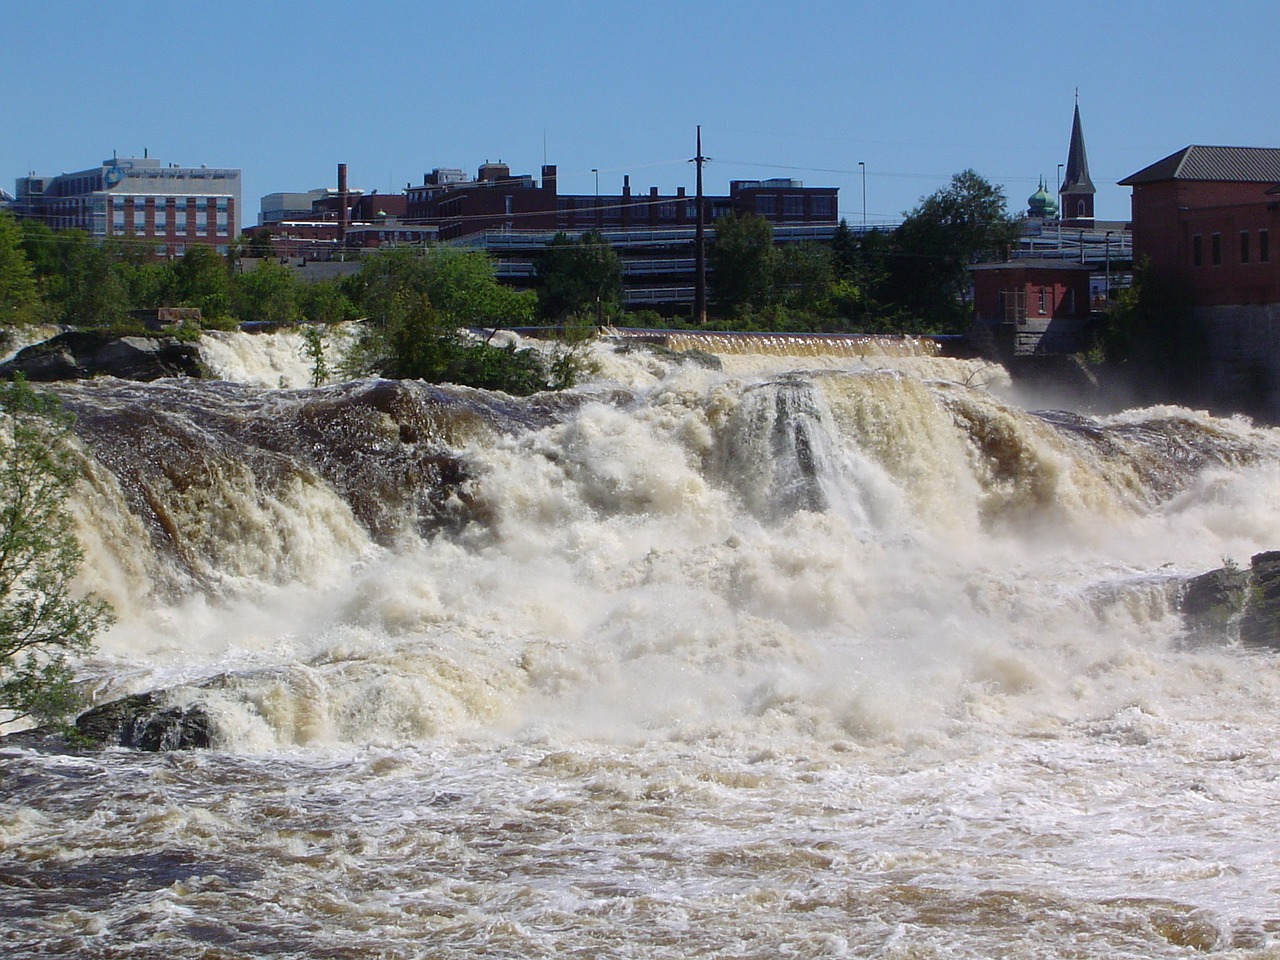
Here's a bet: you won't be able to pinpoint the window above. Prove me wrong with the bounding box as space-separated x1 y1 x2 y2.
1037 287 1047 314
504 195 513 216
154 202 166 233
175 207 187 233
1064 287 1075 314
658 201 676 220
1241 231 1251 263
1261 229 1270 263
1193 234 1203 266
783 195 804 218
812 196 835 218
134 201 146 232
756 195 776 216
1211 233 1221 265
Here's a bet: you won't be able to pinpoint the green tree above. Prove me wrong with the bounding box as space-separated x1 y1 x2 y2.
0 376 112 729
708 211 777 316
421 247 535 326
533 230 623 321
299 279 356 325
0 211 41 336
887 169 1021 331
775 241 835 313
344 247 574 394
171 245 233 320
59 240 130 328
234 258 298 324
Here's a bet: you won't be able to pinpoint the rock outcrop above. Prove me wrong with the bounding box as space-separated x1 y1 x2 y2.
1180 551 1280 649
74 692 213 750
0 331 205 382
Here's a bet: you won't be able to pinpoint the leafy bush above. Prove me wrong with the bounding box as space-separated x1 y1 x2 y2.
0 376 112 729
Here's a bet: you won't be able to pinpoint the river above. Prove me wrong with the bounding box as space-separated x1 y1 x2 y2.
3 329 1280 957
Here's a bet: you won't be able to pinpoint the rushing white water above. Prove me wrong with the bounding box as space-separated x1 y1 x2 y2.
6 332 1280 957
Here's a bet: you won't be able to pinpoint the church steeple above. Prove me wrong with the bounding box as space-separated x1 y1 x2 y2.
1060 94 1095 225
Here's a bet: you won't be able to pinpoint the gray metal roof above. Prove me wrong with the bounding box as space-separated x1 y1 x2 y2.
1120 145 1280 185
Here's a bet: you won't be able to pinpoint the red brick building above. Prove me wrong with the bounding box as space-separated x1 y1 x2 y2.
1119 145 1280 306
405 162 838 241
1119 145 1280 418
970 259 1093 357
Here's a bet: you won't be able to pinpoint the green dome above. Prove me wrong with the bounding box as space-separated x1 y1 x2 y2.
1028 178 1058 218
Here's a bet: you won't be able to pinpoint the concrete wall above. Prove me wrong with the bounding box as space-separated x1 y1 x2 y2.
1199 303 1280 419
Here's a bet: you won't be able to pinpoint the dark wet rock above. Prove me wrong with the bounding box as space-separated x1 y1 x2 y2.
75 692 213 750
0 331 205 382
1238 551 1280 649
1180 551 1280 649
1180 563 1250 643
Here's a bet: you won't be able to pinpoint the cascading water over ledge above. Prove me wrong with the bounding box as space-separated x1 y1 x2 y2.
9 330 1280 958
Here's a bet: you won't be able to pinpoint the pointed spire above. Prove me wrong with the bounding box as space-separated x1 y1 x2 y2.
1061 100 1095 196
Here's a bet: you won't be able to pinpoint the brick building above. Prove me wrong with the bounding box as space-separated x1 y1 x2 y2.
1118 145 1280 306
1119 144 1280 418
405 162 838 241
14 155 241 256
970 259 1094 357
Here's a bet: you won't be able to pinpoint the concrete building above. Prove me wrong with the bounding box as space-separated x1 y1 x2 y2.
260 189 330 225
14 154 241 256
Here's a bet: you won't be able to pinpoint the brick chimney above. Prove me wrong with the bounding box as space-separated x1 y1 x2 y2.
337 163 349 240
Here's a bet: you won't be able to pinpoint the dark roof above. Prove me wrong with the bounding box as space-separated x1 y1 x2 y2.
1120 145 1280 185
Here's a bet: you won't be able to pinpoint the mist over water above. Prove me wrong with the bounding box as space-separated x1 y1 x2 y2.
6 329 1280 957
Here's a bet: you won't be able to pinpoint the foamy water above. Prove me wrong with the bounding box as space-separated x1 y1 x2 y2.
4 331 1280 957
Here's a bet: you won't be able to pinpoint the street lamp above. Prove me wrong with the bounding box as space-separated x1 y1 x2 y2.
858 161 866 228
592 168 599 221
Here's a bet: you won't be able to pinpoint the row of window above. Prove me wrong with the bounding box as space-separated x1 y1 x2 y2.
1192 229 1271 267
110 196 230 211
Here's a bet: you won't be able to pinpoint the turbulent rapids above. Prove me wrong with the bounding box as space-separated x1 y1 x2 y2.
6 328 1280 957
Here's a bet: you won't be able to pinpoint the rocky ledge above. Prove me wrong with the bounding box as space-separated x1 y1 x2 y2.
0 330 205 382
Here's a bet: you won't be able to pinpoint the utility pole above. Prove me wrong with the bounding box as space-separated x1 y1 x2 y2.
858 161 866 228
693 125 708 325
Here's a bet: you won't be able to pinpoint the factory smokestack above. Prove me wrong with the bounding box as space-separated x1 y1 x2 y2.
337 163 349 240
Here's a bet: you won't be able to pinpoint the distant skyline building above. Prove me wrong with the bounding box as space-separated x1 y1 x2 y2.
13 154 241 256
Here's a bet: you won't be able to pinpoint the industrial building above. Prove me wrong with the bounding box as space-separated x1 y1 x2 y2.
13 154 241 256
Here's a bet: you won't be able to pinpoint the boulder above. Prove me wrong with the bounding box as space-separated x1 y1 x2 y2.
0 330 205 382
1180 563 1249 643
1179 551 1280 649
1238 551 1280 649
75 692 213 750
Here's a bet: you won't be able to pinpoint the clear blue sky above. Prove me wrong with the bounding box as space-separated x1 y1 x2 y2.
3 0 1275 228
